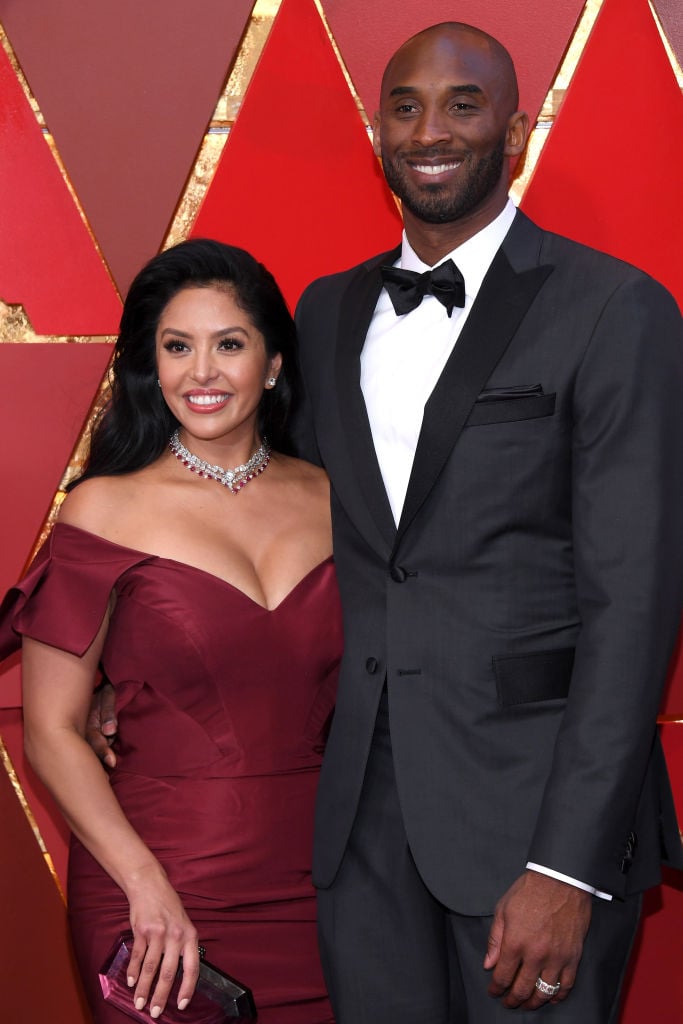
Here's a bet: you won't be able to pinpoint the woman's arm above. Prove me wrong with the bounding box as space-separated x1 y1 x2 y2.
22 611 199 1019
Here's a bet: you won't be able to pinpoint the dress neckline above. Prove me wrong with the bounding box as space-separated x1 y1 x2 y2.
51 521 334 613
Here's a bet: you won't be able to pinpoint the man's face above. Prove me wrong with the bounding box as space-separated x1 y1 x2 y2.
373 29 523 229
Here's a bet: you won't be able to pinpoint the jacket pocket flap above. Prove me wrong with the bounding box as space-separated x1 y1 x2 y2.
493 647 574 707
477 384 545 401
467 392 556 427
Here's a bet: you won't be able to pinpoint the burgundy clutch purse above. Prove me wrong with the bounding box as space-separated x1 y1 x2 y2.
98 933 257 1022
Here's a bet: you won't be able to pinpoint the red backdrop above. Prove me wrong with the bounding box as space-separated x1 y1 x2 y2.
0 1 681 1020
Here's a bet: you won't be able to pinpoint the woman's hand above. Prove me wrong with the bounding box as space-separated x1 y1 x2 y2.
21 634 200 1018
125 864 200 1018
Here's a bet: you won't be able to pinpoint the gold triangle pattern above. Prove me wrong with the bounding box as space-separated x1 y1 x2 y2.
0 25 120 305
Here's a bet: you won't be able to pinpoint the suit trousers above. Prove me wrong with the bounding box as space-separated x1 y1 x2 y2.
316 691 642 1023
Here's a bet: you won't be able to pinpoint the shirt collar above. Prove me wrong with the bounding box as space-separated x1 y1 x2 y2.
399 199 517 300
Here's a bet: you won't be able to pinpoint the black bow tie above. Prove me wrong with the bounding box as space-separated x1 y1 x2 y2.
380 259 466 317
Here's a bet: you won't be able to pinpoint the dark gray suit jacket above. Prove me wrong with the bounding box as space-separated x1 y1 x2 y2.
295 210 683 915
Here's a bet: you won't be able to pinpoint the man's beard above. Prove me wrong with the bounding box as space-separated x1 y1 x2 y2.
382 137 507 224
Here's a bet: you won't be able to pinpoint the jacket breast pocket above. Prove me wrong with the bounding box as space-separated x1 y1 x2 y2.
466 386 556 427
493 647 575 708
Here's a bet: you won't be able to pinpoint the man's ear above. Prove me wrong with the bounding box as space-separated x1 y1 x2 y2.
372 112 382 158
505 110 530 157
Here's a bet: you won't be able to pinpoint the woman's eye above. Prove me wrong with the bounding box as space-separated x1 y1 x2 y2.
163 340 188 353
218 338 243 351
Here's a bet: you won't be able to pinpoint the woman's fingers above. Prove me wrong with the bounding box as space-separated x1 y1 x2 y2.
175 939 201 1013
127 923 200 1017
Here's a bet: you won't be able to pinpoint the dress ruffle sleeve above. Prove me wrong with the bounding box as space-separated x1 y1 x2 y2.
0 522 150 659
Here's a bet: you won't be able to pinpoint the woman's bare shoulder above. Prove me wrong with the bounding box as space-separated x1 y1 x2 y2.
276 454 329 492
58 473 146 535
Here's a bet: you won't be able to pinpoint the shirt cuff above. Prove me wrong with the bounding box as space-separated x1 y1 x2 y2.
526 862 612 901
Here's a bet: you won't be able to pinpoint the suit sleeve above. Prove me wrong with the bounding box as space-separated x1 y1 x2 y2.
527 273 683 894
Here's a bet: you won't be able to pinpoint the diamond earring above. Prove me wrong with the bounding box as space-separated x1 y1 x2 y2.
266 377 277 387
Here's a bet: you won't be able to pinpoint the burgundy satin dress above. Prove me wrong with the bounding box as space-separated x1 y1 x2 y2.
0 522 341 1023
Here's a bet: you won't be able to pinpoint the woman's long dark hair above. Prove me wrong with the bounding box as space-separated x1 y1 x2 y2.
74 239 300 485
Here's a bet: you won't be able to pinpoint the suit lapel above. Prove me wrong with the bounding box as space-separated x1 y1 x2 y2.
396 226 553 547
333 247 401 554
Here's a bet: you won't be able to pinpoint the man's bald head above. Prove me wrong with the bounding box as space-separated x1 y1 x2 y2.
381 23 520 117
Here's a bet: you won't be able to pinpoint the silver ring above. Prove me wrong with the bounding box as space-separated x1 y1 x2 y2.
535 977 561 998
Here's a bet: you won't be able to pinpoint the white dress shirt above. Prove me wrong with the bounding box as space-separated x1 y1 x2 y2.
360 199 610 901
361 201 516 523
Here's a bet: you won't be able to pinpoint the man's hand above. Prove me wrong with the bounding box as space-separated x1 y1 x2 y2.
85 682 118 768
484 871 592 1010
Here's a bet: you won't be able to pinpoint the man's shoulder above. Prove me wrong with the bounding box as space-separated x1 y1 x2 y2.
296 244 400 311
515 209 665 290
510 210 682 325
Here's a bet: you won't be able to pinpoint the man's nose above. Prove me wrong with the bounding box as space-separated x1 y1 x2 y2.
412 108 452 148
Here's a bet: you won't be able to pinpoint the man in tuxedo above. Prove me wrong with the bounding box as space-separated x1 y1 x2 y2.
294 21 683 1022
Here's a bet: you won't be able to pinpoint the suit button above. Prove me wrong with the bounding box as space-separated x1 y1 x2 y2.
390 564 408 583
365 657 379 674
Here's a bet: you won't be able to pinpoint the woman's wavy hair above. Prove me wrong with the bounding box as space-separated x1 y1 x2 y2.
74 239 300 484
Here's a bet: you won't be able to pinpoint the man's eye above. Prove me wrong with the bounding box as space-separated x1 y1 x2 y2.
395 103 418 114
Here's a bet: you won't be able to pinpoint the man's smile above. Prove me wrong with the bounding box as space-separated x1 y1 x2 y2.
410 160 463 176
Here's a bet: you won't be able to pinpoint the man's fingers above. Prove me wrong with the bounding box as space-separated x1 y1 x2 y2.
551 967 576 1004
500 963 542 1008
98 681 118 733
86 682 118 767
487 937 525 998
485 872 591 1009
489 960 574 1010
512 964 576 1011
483 910 503 970
486 902 523 996
84 718 117 767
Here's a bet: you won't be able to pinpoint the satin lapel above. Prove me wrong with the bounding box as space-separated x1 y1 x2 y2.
333 247 401 554
395 243 553 548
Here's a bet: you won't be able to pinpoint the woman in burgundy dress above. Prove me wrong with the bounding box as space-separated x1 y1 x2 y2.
0 240 340 1023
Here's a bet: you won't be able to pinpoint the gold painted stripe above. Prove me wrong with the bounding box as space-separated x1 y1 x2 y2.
650 1 683 85
0 298 115 345
25 374 113 573
510 0 604 203
511 0 683 203
0 735 65 902
0 24 120 300
313 0 372 128
164 0 283 250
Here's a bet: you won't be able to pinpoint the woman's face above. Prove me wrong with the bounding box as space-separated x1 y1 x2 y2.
156 285 281 451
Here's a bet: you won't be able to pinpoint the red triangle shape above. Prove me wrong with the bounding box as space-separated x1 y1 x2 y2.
2 1 255 296
521 0 683 308
0 46 121 334
0 344 113 596
191 0 402 309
